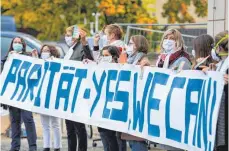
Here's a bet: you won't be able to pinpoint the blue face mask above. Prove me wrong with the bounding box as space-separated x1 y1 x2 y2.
13 43 23 52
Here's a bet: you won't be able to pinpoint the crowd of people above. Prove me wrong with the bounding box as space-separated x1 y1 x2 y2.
1 24 228 151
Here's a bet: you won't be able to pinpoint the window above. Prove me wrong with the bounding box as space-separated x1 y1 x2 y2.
1 37 12 60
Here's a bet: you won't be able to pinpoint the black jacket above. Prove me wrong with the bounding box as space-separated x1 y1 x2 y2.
69 43 94 61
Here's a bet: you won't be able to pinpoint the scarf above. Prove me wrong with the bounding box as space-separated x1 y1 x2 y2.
127 52 146 65
156 49 190 68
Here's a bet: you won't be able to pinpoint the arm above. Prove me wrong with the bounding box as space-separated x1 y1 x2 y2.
82 45 94 60
171 57 191 70
93 34 100 51
139 57 151 67
80 29 95 60
93 46 99 51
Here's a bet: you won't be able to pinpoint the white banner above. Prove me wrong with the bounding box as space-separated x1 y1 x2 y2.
0 54 225 151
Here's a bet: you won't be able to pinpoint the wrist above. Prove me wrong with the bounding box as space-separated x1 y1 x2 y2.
81 39 88 46
94 41 99 46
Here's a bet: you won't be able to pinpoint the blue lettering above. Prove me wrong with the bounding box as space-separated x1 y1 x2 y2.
148 72 169 137
110 70 131 122
1 59 22 96
166 77 186 142
90 71 106 116
11 61 32 101
55 73 74 111
103 70 118 119
71 69 87 113
22 64 42 101
34 62 50 107
209 80 216 136
184 79 204 144
196 81 207 149
133 72 153 132
44 62 61 108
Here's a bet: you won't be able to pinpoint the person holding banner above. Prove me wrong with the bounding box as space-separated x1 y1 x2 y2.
39 45 62 151
191 34 215 70
204 31 228 151
97 45 127 151
121 35 150 151
156 28 191 70
2 37 37 151
63 25 94 151
94 24 126 50
154 29 191 151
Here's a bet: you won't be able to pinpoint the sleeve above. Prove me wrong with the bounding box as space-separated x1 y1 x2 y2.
171 57 191 70
179 57 192 70
82 45 94 61
1 56 8 72
93 46 99 51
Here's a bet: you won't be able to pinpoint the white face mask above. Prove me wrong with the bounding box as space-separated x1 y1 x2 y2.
100 56 112 63
41 52 51 59
126 45 134 55
211 48 221 62
162 39 175 53
102 35 108 47
192 49 196 58
65 36 74 47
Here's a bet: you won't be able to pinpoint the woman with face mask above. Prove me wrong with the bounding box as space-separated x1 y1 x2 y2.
63 25 92 151
96 45 127 151
208 31 228 151
125 35 150 66
192 34 215 70
153 29 191 151
120 35 150 151
64 25 94 61
1 37 37 151
156 29 191 70
99 45 120 63
39 45 62 151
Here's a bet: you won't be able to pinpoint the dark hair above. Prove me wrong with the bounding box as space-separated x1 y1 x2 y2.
40 44 60 58
193 34 214 65
102 46 120 63
8 37 26 53
131 35 149 54
215 30 228 52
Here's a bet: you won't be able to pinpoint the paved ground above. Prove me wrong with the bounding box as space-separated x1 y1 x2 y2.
1 135 105 151
1 114 162 151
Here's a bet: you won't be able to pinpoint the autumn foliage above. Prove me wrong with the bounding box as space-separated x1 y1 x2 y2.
162 0 207 23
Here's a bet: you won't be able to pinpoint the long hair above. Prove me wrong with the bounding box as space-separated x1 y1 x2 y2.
160 29 185 51
193 34 214 65
102 45 120 63
40 44 60 58
130 35 149 54
8 37 26 53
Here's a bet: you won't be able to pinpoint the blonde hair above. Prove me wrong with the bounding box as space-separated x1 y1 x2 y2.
65 25 74 35
160 29 185 51
215 30 228 52
105 24 123 40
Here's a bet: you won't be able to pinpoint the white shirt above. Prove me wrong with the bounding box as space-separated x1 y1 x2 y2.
217 57 229 73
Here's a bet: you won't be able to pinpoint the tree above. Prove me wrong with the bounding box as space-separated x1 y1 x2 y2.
1 0 97 40
162 0 207 23
98 0 157 24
